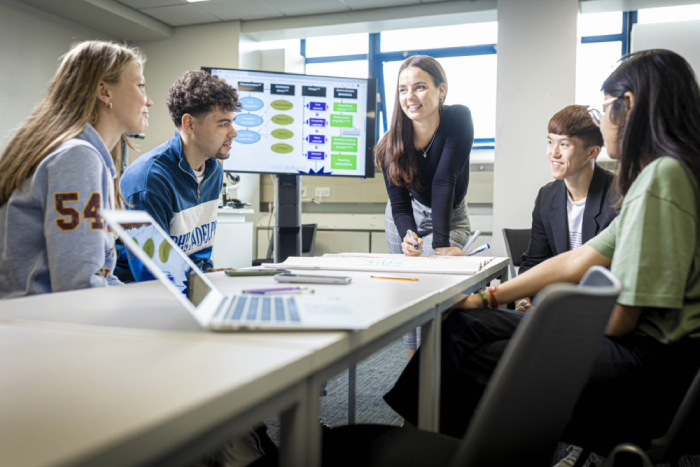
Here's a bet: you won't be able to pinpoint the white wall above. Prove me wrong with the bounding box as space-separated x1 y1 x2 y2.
0 0 114 153
632 19 700 76
131 21 242 161
491 0 579 256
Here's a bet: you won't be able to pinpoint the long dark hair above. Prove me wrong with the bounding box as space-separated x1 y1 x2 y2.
375 55 447 191
602 49 700 201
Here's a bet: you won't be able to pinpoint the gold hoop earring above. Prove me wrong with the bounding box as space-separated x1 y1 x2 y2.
107 102 113 109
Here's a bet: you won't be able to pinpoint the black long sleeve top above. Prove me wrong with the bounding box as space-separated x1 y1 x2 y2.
383 105 474 249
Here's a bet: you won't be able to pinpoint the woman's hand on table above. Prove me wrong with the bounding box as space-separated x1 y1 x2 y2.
435 246 466 256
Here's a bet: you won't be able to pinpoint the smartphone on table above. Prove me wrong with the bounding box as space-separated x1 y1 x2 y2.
225 269 290 277
274 273 352 285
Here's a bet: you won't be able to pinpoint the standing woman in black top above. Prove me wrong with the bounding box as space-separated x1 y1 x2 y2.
377 55 475 357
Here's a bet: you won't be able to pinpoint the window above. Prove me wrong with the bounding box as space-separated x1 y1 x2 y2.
575 11 631 108
380 22 498 52
305 61 369 79
575 41 621 108
305 33 369 57
578 11 622 36
575 11 634 159
383 55 497 141
637 4 700 24
302 25 498 147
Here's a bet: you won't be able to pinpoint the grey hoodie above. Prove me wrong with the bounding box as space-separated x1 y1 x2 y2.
0 124 122 299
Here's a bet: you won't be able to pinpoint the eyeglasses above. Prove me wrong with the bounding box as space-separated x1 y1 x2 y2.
588 97 618 127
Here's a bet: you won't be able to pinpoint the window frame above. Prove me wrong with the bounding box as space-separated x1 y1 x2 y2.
301 31 496 149
579 10 637 55
300 11 637 146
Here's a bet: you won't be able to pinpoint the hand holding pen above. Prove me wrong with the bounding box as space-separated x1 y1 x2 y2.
466 243 491 256
403 229 423 256
463 230 481 253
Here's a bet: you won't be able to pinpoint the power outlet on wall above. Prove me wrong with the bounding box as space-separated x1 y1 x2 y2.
315 187 331 198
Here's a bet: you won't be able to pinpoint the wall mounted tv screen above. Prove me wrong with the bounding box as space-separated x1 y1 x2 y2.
203 67 377 178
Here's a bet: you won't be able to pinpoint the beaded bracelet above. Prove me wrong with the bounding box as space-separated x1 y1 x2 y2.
488 285 499 309
478 290 491 309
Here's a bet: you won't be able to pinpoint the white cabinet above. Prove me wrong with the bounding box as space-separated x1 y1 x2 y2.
370 232 391 254
212 209 254 269
315 231 370 255
254 213 492 258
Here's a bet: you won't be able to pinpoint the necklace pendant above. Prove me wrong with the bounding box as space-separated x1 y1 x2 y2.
420 132 436 159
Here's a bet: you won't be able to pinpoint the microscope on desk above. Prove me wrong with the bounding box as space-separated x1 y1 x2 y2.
221 173 250 209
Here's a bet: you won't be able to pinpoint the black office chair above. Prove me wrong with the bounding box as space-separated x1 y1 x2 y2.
252 224 317 266
648 365 700 464
574 364 700 467
322 267 622 467
502 228 531 279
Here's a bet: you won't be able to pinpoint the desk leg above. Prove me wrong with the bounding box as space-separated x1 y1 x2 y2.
305 376 323 467
418 304 441 432
348 364 357 425
280 383 310 467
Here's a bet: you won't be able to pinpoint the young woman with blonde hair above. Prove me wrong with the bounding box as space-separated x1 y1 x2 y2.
0 40 152 298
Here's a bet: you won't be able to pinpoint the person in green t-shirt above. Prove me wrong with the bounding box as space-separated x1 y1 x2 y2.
382 49 700 454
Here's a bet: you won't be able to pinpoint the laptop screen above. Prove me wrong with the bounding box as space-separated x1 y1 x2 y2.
118 221 214 307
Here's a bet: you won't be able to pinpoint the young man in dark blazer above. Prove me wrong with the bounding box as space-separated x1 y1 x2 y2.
515 105 618 311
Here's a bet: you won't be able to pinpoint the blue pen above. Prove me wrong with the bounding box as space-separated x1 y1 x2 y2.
467 243 491 256
407 229 423 253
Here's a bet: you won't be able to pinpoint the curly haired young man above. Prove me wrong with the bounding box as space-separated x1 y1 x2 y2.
117 70 240 280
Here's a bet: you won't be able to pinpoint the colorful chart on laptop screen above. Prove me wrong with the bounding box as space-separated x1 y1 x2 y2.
125 223 190 295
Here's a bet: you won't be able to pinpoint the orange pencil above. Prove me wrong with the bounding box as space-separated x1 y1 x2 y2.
371 275 419 282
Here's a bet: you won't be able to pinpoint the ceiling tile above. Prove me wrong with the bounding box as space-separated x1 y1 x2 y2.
117 0 186 8
262 0 350 16
195 0 283 21
140 4 221 26
341 0 420 9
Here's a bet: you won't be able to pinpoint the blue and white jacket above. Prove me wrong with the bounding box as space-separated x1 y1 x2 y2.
119 131 223 280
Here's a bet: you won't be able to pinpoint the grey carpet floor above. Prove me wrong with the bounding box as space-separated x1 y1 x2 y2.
264 338 407 441
263 338 700 466
319 337 408 427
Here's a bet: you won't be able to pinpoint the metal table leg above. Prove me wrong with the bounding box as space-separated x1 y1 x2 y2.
279 383 310 467
418 304 441 432
348 364 357 425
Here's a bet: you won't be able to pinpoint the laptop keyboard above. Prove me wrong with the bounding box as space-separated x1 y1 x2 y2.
214 295 301 325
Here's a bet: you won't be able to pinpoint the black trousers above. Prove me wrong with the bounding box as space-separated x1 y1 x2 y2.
384 309 700 454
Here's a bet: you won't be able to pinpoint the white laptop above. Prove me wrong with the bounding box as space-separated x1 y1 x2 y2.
103 209 369 331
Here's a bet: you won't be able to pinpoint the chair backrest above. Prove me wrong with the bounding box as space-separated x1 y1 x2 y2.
301 224 318 256
449 266 622 467
502 228 531 279
648 364 700 461
262 224 318 260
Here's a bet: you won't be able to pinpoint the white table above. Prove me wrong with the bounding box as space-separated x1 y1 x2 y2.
0 258 509 467
0 322 314 467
